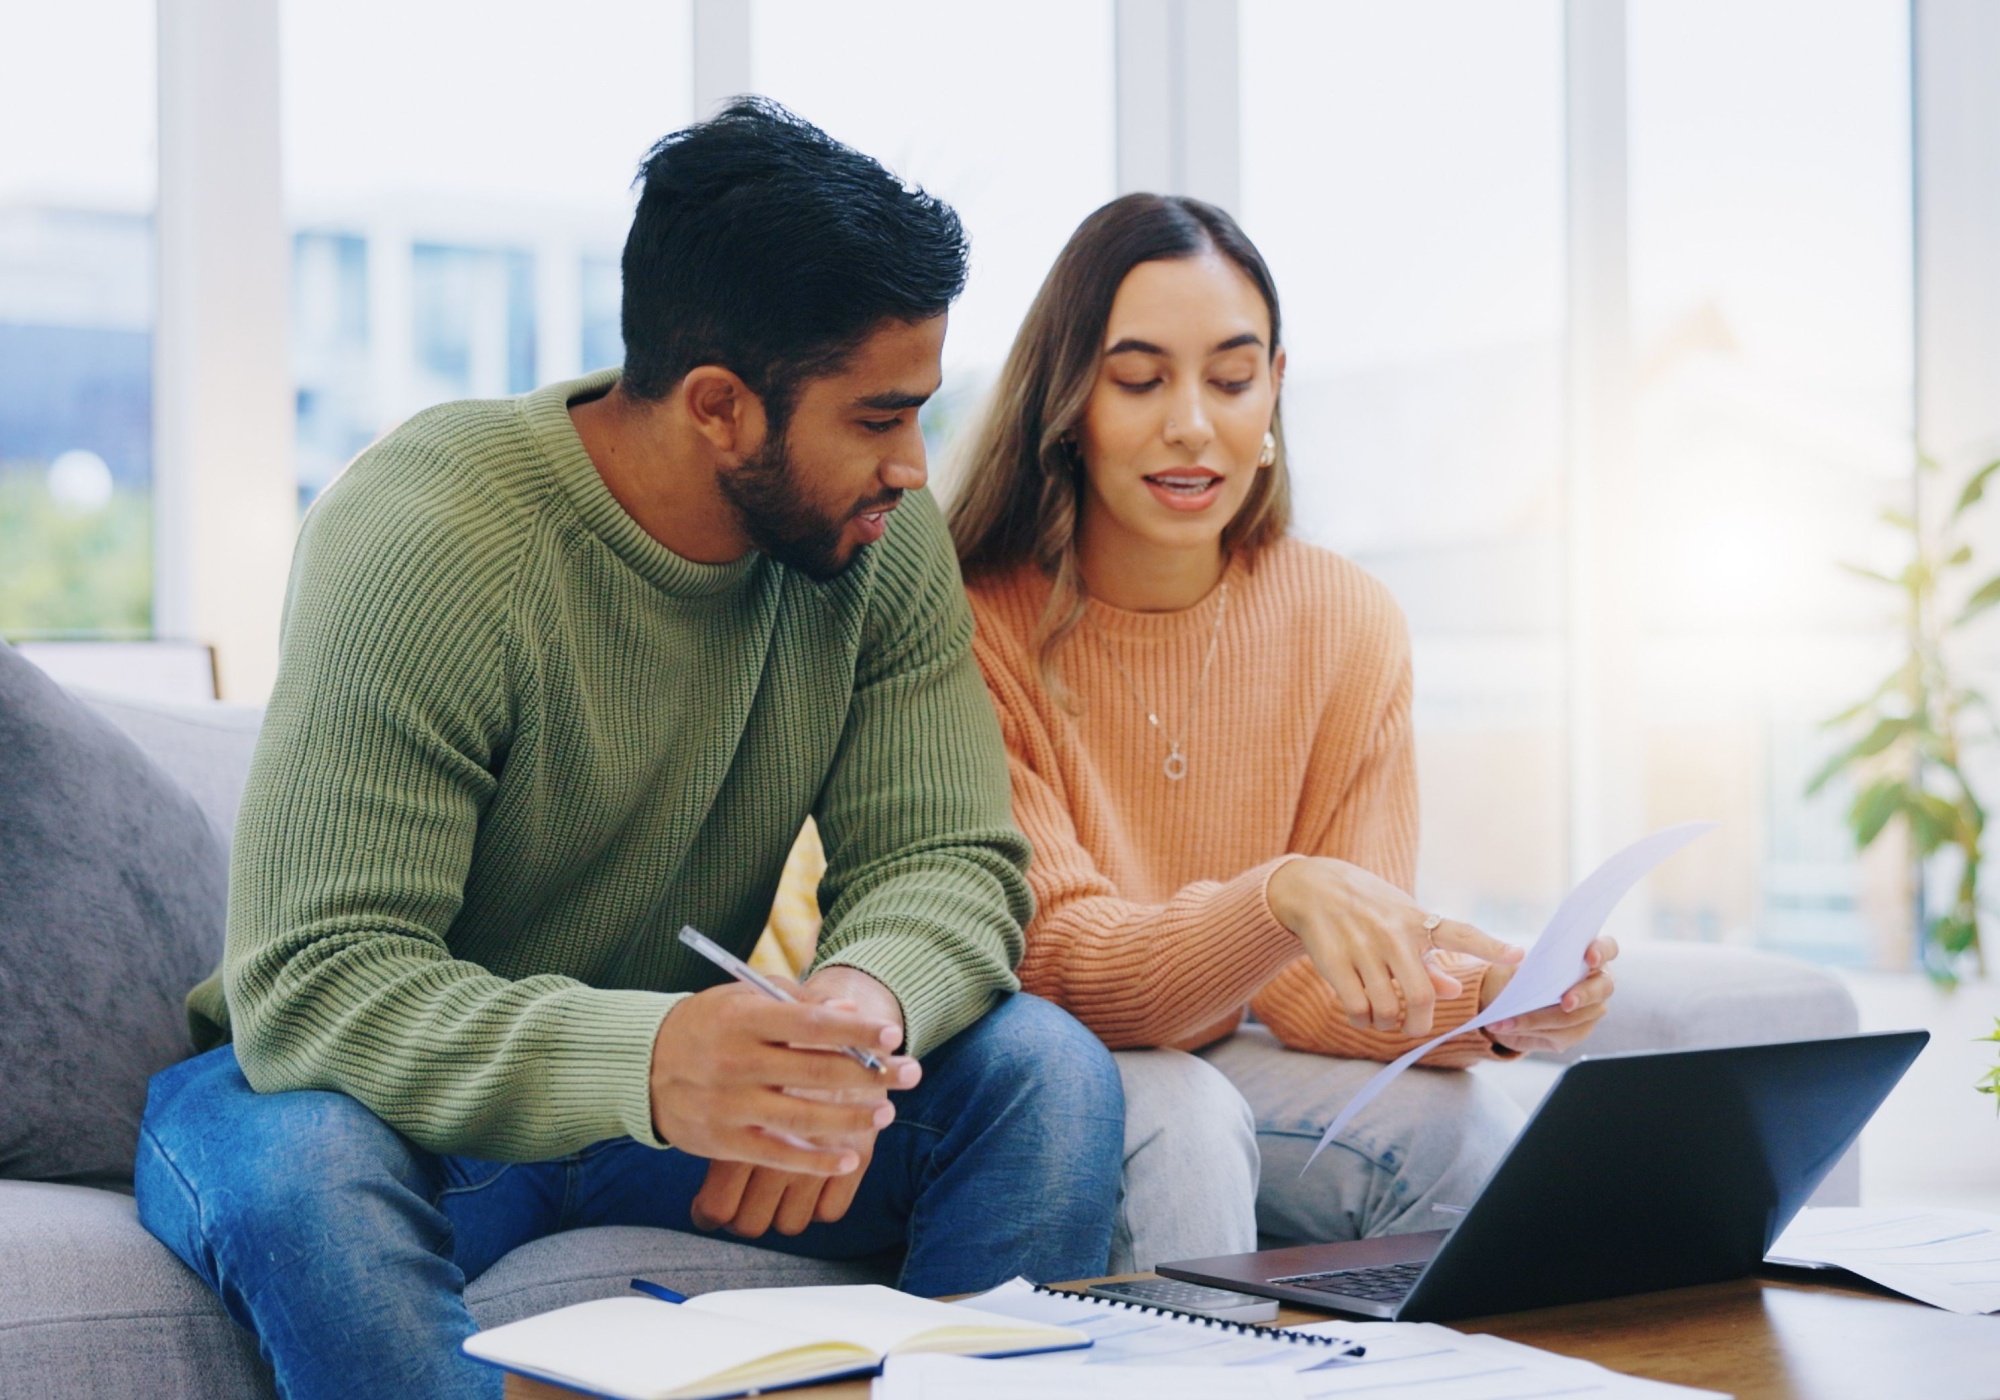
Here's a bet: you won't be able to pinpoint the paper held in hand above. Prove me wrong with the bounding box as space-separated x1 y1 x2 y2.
1303 822 1718 1173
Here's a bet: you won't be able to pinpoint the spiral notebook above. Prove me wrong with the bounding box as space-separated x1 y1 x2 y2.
952 1279 1378 1368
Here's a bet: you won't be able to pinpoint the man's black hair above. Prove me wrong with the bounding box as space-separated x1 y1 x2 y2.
620 98 969 420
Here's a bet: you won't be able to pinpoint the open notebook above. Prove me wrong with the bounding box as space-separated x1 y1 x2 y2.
462 1283 1092 1400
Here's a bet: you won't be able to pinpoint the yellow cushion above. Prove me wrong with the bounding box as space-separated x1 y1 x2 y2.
747 818 825 982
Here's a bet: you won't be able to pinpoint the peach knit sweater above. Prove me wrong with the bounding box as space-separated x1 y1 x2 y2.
967 537 1499 1066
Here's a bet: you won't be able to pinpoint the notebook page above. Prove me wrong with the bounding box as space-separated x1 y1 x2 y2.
688 1283 1089 1356
463 1296 872 1400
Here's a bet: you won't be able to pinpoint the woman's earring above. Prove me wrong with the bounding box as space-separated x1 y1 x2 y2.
1258 430 1277 468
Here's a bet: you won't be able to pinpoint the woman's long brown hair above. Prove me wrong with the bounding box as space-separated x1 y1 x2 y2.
946 193 1291 692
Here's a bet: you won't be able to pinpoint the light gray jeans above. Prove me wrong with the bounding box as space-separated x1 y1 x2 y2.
1109 1024 1527 1273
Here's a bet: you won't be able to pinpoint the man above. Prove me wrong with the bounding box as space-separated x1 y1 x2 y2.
135 100 1125 1399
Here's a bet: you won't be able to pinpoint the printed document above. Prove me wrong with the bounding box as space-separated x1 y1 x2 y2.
1767 1207 2000 1314
874 1354 1304 1399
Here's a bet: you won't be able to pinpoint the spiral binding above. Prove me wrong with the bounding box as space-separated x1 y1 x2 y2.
1028 1282 1360 1350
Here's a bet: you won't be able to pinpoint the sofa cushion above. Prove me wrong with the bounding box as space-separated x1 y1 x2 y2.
0 1180 895 1399
0 645 228 1187
75 690 264 858
0 1180 274 1399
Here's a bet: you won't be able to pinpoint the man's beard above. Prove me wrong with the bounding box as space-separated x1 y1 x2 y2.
718 430 896 582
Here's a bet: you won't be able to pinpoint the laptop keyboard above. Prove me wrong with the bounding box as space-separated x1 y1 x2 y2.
1269 1260 1427 1303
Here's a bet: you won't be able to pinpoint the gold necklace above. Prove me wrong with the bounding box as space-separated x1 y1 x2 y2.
1087 581 1230 782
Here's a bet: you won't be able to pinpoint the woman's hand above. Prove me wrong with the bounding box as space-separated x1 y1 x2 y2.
1266 856 1524 1039
1479 936 1619 1054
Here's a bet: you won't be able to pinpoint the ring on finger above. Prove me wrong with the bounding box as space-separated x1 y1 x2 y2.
1420 912 1443 953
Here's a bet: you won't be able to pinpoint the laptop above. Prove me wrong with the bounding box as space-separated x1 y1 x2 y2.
1158 1030 1927 1322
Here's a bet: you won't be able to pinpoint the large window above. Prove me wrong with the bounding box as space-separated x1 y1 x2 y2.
281 0 695 501
1242 0 1569 939
0 1 156 638
1628 0 1913 965
0 2 1942 977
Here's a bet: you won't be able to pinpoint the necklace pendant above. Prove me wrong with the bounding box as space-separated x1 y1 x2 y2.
1163 746 1188 781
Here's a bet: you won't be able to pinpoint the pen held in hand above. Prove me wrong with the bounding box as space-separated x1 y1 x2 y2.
676 925 887 1073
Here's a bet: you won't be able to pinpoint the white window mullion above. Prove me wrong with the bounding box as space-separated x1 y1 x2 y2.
1562 0 1646 912
153 0 296 702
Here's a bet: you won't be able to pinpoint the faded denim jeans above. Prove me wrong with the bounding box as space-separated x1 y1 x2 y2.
135 993 1124 1400
1111 1024 1527 1271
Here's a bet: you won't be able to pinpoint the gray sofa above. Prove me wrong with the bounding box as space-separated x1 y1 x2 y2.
0 662 1860 1398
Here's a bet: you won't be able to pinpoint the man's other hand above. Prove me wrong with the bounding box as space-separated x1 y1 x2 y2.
654 966 914 1237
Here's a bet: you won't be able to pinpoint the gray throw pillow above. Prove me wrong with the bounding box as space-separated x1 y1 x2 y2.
0 644 227 1187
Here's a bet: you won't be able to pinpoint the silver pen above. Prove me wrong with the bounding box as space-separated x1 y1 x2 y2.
676 925 886 1073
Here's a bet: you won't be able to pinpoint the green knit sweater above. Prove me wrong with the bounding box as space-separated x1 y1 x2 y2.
189 370 1031 1162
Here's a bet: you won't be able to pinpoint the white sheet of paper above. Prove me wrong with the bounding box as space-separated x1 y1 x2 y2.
1285 1321 1728 1399
873 1354 1305 1400
1767 1207 2000 1314
1303 822 1717 1172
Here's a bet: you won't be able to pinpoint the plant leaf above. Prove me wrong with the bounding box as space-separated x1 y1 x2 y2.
1854 715 1918 759
1848 778 1907 847
1807 717 1917 794
1954 458 2000 519
1948 543 1975 568
1908 792 1965 854
1930 912 1980 957
1955 574 2000 626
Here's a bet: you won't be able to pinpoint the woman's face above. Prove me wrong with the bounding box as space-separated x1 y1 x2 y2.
1077 252 1284 561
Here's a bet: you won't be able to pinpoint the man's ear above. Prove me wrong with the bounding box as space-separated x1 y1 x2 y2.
681 365 769 461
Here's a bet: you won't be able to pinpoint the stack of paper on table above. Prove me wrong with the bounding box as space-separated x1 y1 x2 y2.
462 1283 1088 1400
1767 1207 2000 1314
951 1279 1728 1400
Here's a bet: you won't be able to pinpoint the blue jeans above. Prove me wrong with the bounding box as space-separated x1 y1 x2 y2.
135 992 1123 1400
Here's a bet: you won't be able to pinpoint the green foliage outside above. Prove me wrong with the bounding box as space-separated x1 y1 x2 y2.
0 467 152 640
1809 455 2000 987
1980 1018 2000 1110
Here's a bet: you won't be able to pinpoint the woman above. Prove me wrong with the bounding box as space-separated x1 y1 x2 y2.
948 194 1619 1272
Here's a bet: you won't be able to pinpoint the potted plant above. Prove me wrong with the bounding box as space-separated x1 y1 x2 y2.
1809 455 2000 985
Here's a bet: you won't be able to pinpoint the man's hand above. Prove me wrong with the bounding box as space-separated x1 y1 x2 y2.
1268 856 1524 1039
677 967 913 1239
1479 936 1619 1055
650 969 914 1179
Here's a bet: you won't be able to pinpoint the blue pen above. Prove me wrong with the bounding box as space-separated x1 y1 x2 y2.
629 1278 686 1304
677 925 887 1073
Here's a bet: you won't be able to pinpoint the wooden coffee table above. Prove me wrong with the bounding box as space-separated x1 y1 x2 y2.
503 1269 2000 1400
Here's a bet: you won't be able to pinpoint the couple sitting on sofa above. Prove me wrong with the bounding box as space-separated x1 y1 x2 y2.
136 99 1618 1398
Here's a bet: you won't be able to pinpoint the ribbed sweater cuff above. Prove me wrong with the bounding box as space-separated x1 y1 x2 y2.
553 988 685 1149
1255 853 1308 931
818 934 1014 1061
